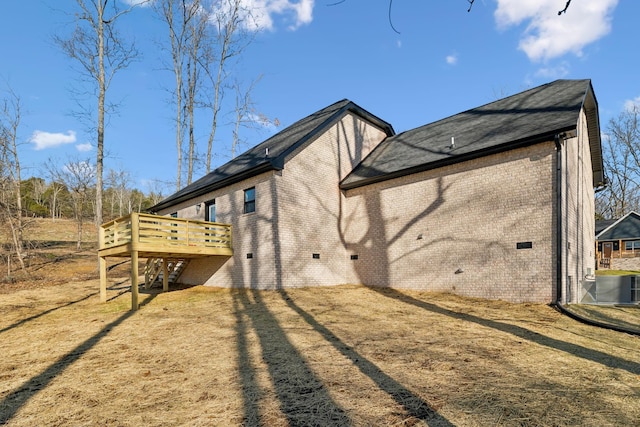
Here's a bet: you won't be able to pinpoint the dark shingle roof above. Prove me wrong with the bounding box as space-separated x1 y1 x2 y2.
596 212 640 240
151 99 394 212
595 219 617 235
341 79 600 189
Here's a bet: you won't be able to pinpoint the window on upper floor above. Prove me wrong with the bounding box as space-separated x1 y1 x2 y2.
205 200 216 222
244 187 255 214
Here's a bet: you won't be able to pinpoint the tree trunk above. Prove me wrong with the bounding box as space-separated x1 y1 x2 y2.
95 0 105 231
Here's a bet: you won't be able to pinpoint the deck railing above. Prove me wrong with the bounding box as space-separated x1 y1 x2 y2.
99 212 232 253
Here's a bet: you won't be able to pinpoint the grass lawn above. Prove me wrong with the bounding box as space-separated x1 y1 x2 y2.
595 269 640 276
1 278 639 426
1 218 639 425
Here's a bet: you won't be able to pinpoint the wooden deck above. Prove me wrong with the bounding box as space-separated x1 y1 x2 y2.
98 213 233 310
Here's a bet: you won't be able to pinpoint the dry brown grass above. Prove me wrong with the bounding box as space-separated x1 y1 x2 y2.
568 304 640 333
1 279 639 426
0 219 101 292
1 218 639 426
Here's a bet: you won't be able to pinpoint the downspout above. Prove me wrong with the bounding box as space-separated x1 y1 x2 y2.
554 134 563 305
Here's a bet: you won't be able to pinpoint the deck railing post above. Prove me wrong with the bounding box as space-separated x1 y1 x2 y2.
131 213 139 249
130 213 140 311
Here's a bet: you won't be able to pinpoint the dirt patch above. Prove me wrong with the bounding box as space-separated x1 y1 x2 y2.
1 281 639 426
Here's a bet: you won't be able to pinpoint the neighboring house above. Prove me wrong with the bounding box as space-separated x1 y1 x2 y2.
150 79 604 304
596 211 640 270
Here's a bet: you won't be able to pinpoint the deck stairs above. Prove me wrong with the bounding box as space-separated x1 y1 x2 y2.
144 258 190 289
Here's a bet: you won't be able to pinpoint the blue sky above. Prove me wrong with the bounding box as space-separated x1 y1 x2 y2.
1 0 638 196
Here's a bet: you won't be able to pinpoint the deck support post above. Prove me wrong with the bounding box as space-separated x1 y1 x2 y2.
99 256 107 303
131 250 139 311
162 257 169 293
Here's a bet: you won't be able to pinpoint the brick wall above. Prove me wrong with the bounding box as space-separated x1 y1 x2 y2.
159 110 597 304
342 142 557 303
164 112 388 289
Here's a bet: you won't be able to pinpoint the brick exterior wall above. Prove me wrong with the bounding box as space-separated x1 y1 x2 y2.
160 113 388 289
157 109 598 304
342 142 557 303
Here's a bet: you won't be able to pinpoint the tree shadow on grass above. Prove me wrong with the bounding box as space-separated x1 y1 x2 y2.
0 281 129 335
232 290 261 425
0 293 157 424
232 288 351 426
277 289 455 426
0 292 97 335
368 286 640 375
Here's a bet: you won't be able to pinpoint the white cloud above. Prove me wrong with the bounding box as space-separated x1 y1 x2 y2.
29 130 77 150
76 143 93 152
495 0 618 62
624 96 640 112
446 53 458 65
216 0 315 32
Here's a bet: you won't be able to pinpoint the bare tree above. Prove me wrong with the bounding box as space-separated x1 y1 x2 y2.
144 179 169 207
230 77 270 159
202 0 254 172
596 106 640 219
106 167 132 217
54 0 145 231
46 180 67 221
0 88 27 275
47 158 96 250
158 0 260 185
156 0 199 189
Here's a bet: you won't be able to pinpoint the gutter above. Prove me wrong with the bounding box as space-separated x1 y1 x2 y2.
554 133 564 305
149 160 283 213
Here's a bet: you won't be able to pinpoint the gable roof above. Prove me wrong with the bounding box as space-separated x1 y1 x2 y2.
596 211 640 240
341 79 604 190
150 99 394 212
595 219 617 236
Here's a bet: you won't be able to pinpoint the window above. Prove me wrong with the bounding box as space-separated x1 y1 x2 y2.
244 187 255 214
625 240 640 251
205 200 216 222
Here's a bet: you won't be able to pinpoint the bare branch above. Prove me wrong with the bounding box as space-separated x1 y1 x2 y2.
467 0 475 13
388 0 400 34
558 0 572 15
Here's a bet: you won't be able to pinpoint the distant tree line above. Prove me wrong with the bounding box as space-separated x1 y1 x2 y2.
19 173 163 222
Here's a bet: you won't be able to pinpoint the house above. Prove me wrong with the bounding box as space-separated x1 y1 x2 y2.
150 79 604 305
596 211 640 270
